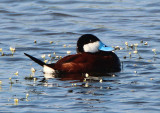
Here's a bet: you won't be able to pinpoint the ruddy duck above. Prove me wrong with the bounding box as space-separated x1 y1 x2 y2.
24 34 121 75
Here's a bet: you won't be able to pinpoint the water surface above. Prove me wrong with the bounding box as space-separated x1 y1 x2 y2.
0 0 160 113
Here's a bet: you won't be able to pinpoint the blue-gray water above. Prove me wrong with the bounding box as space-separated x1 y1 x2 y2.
1 0 160 113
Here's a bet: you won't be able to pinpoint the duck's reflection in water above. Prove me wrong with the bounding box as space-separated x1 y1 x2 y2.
40 73 119 92
43 72 117 82
44 73 85 81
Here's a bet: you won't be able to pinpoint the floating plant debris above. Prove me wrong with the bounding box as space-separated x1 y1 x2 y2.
144 42 148 45
10 47 16 55
67 51 71 54
14 98 19 105
41 54 46 60
14 71 19 76
50 41 53 44
31 67 36 73
152 49 156 55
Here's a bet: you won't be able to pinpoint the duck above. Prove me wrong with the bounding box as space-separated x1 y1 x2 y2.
24 34 121 76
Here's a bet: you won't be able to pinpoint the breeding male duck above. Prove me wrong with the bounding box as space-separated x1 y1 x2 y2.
24 34 121 75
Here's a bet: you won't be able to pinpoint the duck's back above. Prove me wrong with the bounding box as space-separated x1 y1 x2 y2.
52 52 121 74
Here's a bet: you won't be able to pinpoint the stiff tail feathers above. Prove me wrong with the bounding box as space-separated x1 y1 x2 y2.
24 53 45 66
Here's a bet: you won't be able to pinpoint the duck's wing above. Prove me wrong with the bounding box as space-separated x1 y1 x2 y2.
53 53 92 73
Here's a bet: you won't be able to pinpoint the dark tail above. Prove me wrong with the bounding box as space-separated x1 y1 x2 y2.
24 53 45 66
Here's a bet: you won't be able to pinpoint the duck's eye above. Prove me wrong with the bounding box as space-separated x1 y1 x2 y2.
104 45 107 47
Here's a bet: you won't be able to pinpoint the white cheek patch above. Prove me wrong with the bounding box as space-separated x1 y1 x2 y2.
83 41 100 53
43 65 55 74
